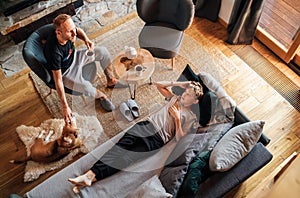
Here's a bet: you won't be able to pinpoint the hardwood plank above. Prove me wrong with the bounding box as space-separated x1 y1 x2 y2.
284 0 300 11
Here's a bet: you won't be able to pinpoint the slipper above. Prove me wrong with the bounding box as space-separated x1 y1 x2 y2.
119 102 134 122
99 98 115 112
127 99 140 118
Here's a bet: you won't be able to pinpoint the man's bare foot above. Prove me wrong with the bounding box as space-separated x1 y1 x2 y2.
107 78 127 88
107 78 118 88
95 90 107 100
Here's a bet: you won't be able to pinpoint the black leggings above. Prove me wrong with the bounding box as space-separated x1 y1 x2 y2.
91 121 164 181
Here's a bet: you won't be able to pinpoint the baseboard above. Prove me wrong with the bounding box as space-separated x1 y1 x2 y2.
217 17 228 28
289 62 300 76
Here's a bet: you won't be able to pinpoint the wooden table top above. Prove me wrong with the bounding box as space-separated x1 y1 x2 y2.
113 48 155 85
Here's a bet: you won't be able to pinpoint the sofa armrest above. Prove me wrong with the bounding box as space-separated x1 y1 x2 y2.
195 142 273 198
234 107 270 146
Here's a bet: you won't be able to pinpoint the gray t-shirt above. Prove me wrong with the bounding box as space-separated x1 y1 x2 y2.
147 95 199 143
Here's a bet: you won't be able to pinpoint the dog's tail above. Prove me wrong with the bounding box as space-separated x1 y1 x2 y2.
10 156 31 164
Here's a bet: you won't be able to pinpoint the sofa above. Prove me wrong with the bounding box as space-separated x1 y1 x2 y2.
23 65 272 198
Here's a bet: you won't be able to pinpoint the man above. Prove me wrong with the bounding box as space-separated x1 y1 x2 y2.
68 80 203 194
44 14 120 124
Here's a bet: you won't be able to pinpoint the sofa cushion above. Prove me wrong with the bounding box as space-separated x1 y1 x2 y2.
172 65 236 126
159 133 207 196
209 120 265 172
178 150 212 196
197 143 272 198
127 175 172 198
199 91 218 126
198 71 236 125
159 122 233 197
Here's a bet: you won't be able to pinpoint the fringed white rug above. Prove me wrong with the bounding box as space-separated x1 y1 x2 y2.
15 113 108 182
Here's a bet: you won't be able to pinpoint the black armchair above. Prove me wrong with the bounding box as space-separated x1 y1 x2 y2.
136 0 195 69
22 24 97 96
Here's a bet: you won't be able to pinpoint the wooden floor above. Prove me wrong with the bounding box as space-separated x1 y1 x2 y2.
0 16 299 197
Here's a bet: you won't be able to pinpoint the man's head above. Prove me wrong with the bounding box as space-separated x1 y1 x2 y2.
53 14 77 43
180 81 203 107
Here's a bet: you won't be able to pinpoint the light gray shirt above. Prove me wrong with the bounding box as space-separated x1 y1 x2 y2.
147 95 199 143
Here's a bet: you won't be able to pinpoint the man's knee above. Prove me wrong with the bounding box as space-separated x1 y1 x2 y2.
95 46 110 58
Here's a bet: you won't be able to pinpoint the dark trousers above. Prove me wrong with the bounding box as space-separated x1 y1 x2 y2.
91 121 164 181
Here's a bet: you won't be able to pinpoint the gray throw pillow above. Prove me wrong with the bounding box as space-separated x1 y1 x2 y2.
209 120 265 172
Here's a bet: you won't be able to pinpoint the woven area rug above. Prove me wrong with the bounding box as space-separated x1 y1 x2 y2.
15 113 107 182
30 12 238 139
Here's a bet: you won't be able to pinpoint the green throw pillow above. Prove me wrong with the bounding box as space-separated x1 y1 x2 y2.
179 150 212 196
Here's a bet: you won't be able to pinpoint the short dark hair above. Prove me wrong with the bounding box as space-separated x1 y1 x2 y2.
53 14 71 29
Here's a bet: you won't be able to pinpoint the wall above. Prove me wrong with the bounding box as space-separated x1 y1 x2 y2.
219 0 236 24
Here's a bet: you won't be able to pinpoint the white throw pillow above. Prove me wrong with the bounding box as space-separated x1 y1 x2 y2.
209 120 265 172
126 175 173 198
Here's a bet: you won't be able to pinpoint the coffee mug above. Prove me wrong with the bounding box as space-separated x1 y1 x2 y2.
135 65 143 76
85 49 94 57
125 46 137 59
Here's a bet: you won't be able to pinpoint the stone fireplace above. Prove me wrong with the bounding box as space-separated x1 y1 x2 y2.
0 0 42 16
0 0 136 77
0 0 83 44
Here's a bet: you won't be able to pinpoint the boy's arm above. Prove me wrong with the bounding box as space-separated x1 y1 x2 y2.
154 81 192 98
169 105 187 141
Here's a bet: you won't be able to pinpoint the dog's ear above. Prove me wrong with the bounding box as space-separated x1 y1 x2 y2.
73 129 78 138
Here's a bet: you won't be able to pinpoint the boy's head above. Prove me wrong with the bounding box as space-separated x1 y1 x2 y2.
188 81 203 100
180 81 203 107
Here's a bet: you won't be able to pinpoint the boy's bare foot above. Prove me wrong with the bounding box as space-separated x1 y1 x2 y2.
72 186 83 194
68 171 96 193
68 175 92 187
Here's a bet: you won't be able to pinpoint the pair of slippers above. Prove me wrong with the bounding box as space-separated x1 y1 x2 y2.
119 99 140 122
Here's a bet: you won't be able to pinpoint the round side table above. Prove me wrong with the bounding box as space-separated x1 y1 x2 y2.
113 48 155 99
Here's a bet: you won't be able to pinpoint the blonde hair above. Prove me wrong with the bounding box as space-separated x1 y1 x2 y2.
53 14 72 29
188 81 203 99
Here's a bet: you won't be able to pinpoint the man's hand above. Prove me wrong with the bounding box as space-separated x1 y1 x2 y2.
63 106 73 125
77 27 94 50
85 39 94 51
